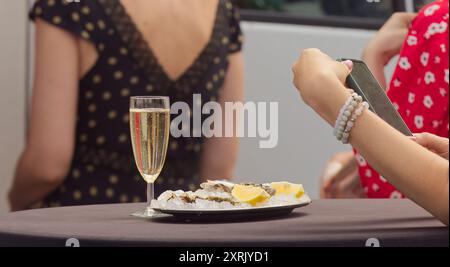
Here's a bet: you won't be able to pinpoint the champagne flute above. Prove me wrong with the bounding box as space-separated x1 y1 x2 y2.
129 96 170 218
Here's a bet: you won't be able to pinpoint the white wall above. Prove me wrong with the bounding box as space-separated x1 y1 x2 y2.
0 0 28 214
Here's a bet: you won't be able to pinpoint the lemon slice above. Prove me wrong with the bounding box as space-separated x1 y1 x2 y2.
231 184 270 206
270 182 305 198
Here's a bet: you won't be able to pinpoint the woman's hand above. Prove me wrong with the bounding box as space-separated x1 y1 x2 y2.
363 12 416 66
292 48 353 125
320 151 364 199
414 133 449 160
362 12 416 88
291 50 449 225
364 12 416 65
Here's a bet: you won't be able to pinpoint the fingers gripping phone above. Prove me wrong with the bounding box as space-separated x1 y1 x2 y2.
337 58 413 136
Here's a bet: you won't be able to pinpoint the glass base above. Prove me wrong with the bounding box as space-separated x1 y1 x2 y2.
131 207 159 218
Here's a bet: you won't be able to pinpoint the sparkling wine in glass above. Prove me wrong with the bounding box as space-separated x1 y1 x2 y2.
129 96 170 218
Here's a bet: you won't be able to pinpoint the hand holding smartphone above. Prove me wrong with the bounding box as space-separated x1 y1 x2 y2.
337 58 413 136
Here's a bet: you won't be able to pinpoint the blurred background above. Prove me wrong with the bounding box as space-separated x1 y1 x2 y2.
0 0 432 214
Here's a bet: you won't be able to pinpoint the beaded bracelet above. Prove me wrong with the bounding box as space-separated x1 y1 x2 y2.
333 93 362 140
341 101 369 144
333 93 358 136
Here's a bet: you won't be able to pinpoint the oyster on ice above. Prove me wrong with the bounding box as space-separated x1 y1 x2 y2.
152 180 309 210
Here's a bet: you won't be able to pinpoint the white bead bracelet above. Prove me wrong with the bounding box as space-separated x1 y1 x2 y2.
333 93 362 141
341 101 369 144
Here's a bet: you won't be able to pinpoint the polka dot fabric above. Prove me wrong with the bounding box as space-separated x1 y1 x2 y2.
357 0 449 199
29 0 243 208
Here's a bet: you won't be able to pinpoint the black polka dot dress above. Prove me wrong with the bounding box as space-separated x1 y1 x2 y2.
29 0 243 208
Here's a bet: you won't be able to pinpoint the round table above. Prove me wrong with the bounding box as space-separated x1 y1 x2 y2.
0 199 447 247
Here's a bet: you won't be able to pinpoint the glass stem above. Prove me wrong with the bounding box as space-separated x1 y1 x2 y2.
146 182 154 209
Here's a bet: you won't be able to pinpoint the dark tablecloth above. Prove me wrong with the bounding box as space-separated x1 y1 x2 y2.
0 199 447 247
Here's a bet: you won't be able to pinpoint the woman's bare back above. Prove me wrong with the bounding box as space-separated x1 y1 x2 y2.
79 0 219 80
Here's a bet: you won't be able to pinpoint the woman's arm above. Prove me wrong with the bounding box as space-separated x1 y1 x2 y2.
362 12 416 89
292 49 449 225
350 110 449 225
8 19 79 211
199 52 244 180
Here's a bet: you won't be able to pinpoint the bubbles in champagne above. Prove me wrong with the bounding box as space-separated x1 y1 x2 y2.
130 108 170 183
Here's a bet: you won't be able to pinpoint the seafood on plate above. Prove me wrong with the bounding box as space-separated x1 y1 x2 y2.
151 180 311 210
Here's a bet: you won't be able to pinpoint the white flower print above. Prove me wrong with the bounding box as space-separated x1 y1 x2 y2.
424 4 440 16
392 102 399 111
423 95 434 109
408 92 415 104
432 120 440 128
399 57 411 70
444 69 449 84
438 21 448 33
406 109 411 117
420 52 429 66
414 115 424 129
439 87 447 97
379 175 387 183
425 23 439 38
390 191 402 199
425 21 448 38
406 35 418 46
365 169 372 178
372 183 380 192
441 44 447 53
355 153 367 167
424 71 436 84
393 79 401 87
434 56 441 64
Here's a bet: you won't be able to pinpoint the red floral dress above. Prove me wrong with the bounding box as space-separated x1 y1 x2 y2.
357 0 449 199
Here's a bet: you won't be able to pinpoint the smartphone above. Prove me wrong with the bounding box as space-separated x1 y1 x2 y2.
337 58 412 136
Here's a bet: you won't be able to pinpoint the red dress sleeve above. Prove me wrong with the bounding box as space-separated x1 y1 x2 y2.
357 0 449 199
